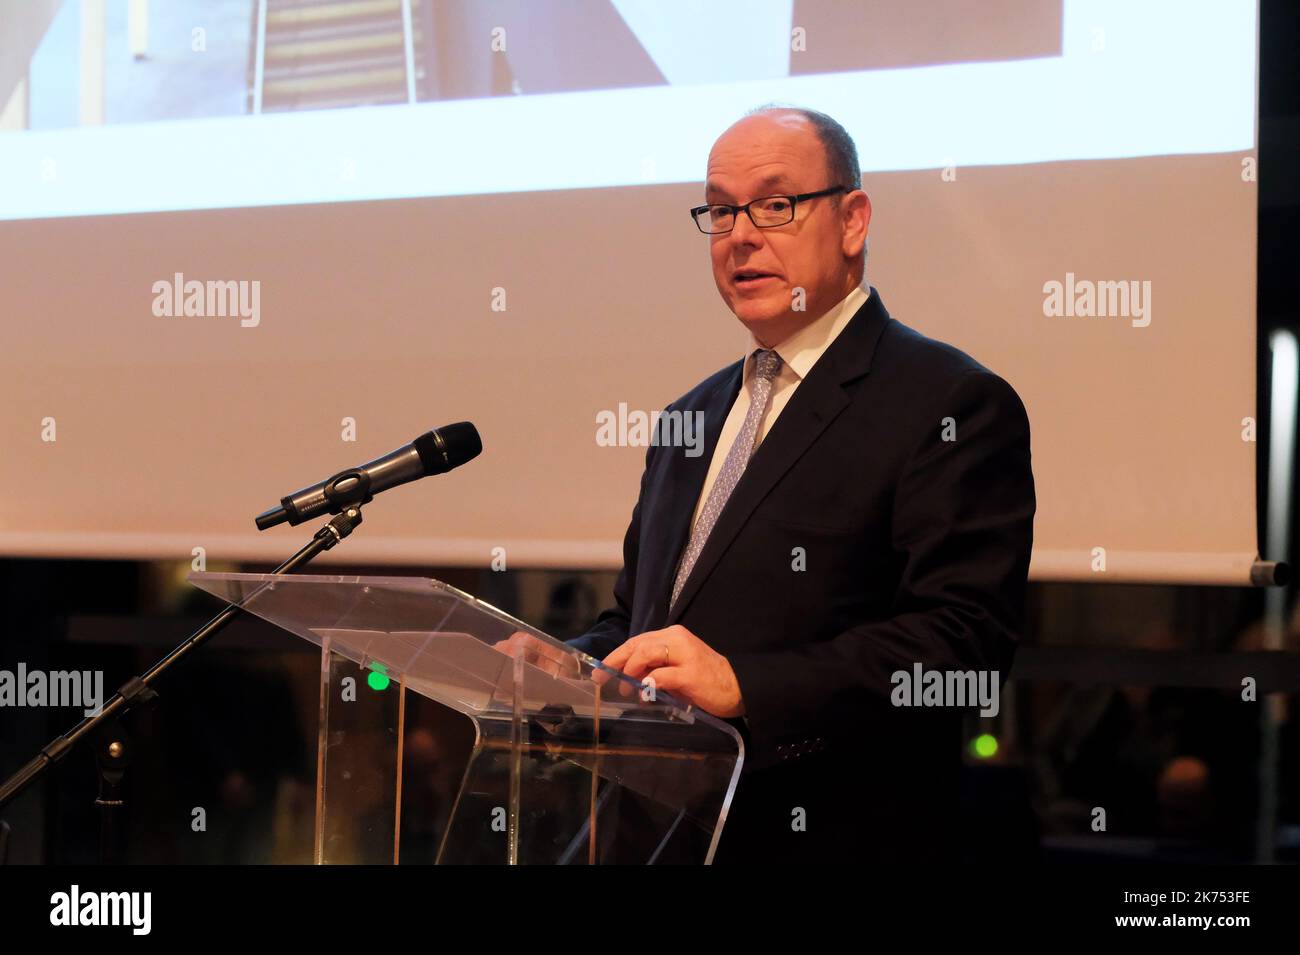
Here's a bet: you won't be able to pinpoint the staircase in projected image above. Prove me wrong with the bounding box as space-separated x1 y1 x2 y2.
248 0 425 113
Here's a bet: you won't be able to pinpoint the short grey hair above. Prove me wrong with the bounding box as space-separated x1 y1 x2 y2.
746 103 861 190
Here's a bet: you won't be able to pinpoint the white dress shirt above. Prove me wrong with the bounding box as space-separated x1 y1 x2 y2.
687 284 871 530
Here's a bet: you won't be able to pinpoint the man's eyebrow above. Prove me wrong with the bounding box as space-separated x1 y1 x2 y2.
704 181 733 201
753 173 796 193
705 174 796 202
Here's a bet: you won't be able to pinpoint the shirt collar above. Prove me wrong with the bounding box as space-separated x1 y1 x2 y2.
743 284 871 383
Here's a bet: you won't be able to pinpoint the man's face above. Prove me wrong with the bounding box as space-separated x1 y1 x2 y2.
704 111 869 347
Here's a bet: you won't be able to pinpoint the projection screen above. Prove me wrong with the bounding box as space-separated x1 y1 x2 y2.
0 0 1260 583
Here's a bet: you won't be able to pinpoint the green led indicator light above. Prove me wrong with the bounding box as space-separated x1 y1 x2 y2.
367 663 390 692
971 734 998 759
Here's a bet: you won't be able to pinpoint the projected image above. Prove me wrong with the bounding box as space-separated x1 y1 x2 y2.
0 0 1255 219
6 0 1062 126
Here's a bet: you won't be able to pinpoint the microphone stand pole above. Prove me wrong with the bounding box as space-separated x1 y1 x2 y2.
0 505 365 825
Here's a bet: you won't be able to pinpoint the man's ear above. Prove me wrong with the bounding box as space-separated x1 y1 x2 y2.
841 190 872 259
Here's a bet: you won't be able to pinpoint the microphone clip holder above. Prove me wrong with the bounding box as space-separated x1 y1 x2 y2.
320 468 375 514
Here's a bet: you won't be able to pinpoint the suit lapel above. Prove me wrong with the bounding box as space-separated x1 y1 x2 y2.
644 363 741 628
664 290 892 626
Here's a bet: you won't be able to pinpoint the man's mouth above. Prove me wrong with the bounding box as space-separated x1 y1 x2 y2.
733 269 780 288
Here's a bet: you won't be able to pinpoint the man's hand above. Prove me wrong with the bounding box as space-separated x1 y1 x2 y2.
492 630 581 679
597 625 746 718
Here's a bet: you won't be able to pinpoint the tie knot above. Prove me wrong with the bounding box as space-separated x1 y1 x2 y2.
753 348 783 381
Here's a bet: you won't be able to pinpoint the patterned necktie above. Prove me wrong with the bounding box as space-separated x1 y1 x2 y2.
669 348 784 612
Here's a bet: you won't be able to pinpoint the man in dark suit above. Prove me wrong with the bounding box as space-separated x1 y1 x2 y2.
569 107 1035 864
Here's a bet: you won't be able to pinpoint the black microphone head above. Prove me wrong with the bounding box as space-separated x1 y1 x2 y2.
415 422 482 475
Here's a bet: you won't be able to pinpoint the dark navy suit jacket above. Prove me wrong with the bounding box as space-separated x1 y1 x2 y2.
569 289 1035 864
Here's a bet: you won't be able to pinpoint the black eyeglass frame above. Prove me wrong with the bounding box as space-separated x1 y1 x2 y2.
690 185 850 234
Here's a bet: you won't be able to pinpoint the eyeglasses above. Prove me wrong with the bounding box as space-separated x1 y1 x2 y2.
690 185 848 234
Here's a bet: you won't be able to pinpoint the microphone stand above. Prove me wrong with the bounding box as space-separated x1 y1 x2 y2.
0 505 366 857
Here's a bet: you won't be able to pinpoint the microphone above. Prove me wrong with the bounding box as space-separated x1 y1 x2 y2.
255 422 482 530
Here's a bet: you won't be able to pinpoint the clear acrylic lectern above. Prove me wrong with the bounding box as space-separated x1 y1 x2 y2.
188 572 743 864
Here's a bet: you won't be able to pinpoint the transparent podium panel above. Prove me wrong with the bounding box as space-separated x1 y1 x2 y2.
188 572 743 864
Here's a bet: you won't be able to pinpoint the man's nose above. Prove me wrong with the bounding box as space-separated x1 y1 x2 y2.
729 210 765 248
